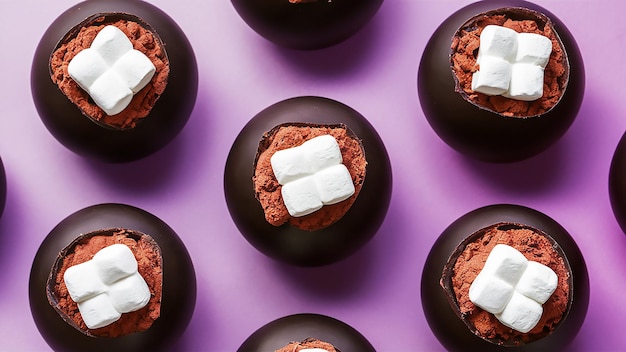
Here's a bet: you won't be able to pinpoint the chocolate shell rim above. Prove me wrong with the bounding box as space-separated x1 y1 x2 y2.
45 227 163 338
450 6 570 118
440 221 574 346
49 12 170 131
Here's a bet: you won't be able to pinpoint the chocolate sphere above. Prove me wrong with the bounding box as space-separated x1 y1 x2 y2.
31 0 198 162
224 96 392 266
238 313 375 351
609 132 626 234
417 0 584 162
421 204 589 351
0 156 5 218
29 203 196 351
231 0 383 50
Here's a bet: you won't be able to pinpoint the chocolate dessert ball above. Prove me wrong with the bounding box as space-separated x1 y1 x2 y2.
231 0 383 50
29 204 196 351
609 132 626 234
421 204 589 351
31 0 198 162
237 314 375 352
224 96 391 266
418 0 584 162
0 156 5 218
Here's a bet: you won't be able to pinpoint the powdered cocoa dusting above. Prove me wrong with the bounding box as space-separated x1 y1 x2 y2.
451 12 568 117
275 337 339 352
48 230 162 338
450 226 570 345
253 124 367 231
50 17 169 129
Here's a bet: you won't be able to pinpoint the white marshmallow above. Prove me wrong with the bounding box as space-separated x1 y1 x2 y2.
63 243 151 329
67 25 156 116
515 32 553 67
468 244 558 333
281 177 324 217
300 349 330 352
496 291 543 333
271 134 355 218
471 56 512 96
92 243 139 285
76 293 121 329
89 25 133 65
472 25 552 102
314 164 355 205
469 273 514 314
503 63 545 101
516 261 558 304
476 25 518 63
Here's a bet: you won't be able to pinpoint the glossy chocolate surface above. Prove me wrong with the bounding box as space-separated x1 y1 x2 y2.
31 0 198 162
231 0 383 50
224 96 392 266
237 313 375 351
421 204 589 351
609 132 626 234
417 0 584 163
29 203 196 351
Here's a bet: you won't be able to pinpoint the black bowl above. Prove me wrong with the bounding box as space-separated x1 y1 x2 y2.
224 96 391 266
0 156 5 218
238 313 375 351
417 0 584 162
29 203 196 351
609 131 626 234
31 0 198 162
421 204 589 351
231 0 383 50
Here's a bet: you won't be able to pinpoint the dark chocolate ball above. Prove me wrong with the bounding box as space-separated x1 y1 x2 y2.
31 0 198 162
421 204 589 351
0 156 5 218
231 0 383 50
609 132 626 234
237 313 375 351
224 96 392 266
417 0 584 163
29 203 196 351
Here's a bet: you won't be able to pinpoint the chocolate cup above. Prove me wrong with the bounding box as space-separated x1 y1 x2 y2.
609 131 626 234
421 204 589 351
237 313 375 352
417 0 584 163
224 96 392 267
0 156 5 218
31 0 198 162
29 204 196 351
231 0 383 50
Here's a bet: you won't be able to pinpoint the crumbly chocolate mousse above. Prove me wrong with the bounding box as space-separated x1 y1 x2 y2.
445 224 570 345
253 123 366 231
275 337 340 352
47 229 162 338
451 9 569 117
50 15 169 129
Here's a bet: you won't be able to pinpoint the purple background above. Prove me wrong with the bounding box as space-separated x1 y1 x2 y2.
1 0 625 350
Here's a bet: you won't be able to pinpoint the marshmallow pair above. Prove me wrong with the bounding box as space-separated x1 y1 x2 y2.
468 244 558 333
68 25 156 116
63 244 151 329
270 134 355 218
472 25 553 101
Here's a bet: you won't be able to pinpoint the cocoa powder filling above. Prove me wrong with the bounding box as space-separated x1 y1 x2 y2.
449 226 570 345
253 124 367 231
275 337 339 352
50 16 169 129
451 12 568 117
48 230 162 338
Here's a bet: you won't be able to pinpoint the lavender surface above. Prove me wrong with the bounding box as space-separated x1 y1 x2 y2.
0 0 623 350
